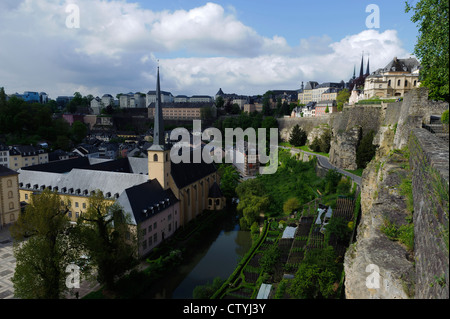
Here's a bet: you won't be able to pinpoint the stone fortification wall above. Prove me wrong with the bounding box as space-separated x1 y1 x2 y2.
408 128 449 299
394 88 448 150
277 116 330 142
344 88 449 299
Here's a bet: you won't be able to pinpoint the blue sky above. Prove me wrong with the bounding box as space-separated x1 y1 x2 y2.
0 0 419 98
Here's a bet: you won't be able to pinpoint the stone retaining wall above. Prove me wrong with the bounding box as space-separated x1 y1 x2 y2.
408 128 449 299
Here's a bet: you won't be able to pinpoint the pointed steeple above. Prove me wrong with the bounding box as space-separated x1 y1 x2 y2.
150 65 165 150
352 65 356 79
359 52 364 78
365 55 370 76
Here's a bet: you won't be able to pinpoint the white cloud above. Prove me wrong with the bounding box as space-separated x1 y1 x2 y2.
0 1 411 98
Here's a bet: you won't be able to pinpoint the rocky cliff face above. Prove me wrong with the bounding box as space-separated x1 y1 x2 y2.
329 126 361 171
343 89 449 299
344 149 415 299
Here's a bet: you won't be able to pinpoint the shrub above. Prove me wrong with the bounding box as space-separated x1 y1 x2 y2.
441 110 449 124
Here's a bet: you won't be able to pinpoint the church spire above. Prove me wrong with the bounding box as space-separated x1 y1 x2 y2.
151 64 165 150
365 54 370 76
359 52 364 78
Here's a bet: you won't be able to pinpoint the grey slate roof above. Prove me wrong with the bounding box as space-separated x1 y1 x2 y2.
19 168 148 200
117 180 178 225
0 165 19 177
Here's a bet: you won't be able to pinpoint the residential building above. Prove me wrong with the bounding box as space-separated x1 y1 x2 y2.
272 90 299 104
62 114 85 126
146 90 174 106
189 95 213 103
119 93 146 108
0 165 20 228
315 100 337 117
321 87 343 101
9 145 48 170
174 95 189 103
225 141 260 178
90 97 103 115
72 144 100 158
0 144 9 168
148 102 215 120
101 94 114 107
363 57 421 99
298 81 318 104
215 88 250 109
244 103 263 113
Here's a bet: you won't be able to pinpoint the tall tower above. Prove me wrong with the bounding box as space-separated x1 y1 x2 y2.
148 65 171 190
365 54 370 76
359 52 364 79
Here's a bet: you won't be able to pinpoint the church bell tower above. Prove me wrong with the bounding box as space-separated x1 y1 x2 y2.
148 65 171 190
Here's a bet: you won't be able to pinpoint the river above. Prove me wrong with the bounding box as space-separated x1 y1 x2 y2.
144 209 252 299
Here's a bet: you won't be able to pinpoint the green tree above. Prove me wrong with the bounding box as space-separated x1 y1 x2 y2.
10 190 78 299
325 216 352 243
71 121 88 144
289 247 340 299
336 88 350 111
193 277 224 299
215 95 224 109
0 87 6 108
356 131 377 169
262 91 273 116
283 197 300 214
406 0 449 101
218 164 240 198
324 169 342 194
319 129 331 153
310 137 321 152
75 191 138 290
289 124 307 147
259 243 280 274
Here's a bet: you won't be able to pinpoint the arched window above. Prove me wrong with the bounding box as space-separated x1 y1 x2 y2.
7 180 12 187
388 80 391 87
8 191 13 199
9 202 14 210
414 80 417 87
153 154 158 162
404 80 408 87
397 80 401 86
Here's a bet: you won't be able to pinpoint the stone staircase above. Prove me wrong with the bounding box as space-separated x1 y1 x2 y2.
422 116 449 143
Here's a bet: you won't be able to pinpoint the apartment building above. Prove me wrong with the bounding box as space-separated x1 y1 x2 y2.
148 102 214 120
0 165 20 228
9 145 49 171
0 144 9 168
